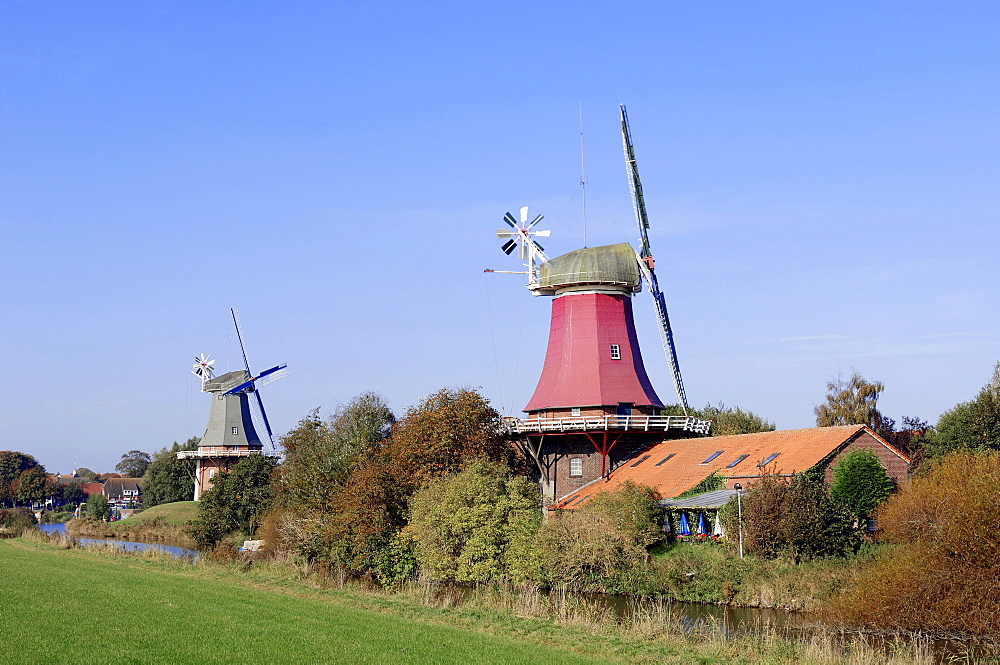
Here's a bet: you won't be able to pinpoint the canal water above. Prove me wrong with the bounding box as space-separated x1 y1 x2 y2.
38 522 199 559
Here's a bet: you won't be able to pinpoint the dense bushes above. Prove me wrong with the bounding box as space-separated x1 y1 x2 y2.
408 459 540 584
721 473 861 561
0 507 36 536
828 450 1000 635
189 454 278 549
536 482 664 593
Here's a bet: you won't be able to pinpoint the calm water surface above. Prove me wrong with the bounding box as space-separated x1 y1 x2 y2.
38 522 198 559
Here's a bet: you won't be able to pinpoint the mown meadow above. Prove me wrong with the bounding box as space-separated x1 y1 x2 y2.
3 533 984 665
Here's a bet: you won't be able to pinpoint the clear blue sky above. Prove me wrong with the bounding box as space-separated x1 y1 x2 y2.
2 3 998 473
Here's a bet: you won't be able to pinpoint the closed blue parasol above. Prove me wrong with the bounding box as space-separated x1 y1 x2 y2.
697 512 708 536
678 512 691 536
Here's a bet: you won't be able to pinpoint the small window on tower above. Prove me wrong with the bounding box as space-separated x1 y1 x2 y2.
569 458 583 477
231 427 238 435
610 344 621 360
209 469 216 478
571 407 581 417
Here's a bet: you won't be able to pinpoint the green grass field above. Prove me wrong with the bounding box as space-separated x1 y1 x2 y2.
121 501 199 525
0 539 603 665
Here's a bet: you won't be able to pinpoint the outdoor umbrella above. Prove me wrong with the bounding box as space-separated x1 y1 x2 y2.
697 512 708 536
678 512 691 536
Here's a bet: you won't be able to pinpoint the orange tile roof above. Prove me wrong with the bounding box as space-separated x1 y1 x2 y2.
553 425 909 509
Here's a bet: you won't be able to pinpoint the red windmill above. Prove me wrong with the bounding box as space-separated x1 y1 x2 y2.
496 106 711 504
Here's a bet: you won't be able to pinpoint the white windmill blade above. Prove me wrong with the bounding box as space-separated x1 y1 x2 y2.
520 206 528 223
259 368 288 386
497 229 515 239
533 230 551 237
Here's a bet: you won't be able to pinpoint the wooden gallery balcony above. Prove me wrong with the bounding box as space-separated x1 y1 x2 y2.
502 415 712 435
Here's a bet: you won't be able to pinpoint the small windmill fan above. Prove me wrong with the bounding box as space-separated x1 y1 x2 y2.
495 206 551 286
191 353 216 390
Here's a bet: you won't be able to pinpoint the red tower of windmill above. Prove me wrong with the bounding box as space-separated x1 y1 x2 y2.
498 107 711 504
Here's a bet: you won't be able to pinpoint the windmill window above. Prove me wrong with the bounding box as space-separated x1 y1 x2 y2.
758 453 781 467
571 407 581 417
569 458 583 477
700 451 725 465
209 469 216 479
726 454 750 469
654 454 676 466
217 395 223 400
610 344 621 360
231 427 238 435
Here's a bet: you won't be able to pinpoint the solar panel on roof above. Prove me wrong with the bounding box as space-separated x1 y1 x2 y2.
629 454 652 468
759 452 781 467
726 454 750 469
654 454 676 466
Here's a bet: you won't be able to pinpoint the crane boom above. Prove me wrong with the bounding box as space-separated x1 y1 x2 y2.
620 104 691 412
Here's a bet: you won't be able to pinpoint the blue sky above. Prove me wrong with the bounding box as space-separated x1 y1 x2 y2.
2 3 998 473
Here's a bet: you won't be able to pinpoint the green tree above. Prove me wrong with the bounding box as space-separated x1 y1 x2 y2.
142 438 198 507
0 451 43 506
931 364 1000 456
74 467 101 482
829 450 895 519
115 450 152 478
814 371 885 430
664 402 775 436
408 458 541 584
189 454 278 549
279 392 395 511
85 493 110 521
14 467 48 506
55 480 86 508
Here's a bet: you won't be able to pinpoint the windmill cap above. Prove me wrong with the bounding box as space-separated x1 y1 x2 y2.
535 243 640 295
204 370 250 393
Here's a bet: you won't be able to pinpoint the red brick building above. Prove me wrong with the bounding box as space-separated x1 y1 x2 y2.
553 425 910 509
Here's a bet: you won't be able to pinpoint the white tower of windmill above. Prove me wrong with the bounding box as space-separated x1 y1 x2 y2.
179 309 286 500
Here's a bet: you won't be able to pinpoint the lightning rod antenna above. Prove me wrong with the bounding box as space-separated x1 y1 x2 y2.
579 101 588 247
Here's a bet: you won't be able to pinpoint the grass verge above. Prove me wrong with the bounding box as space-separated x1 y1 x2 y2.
4 533 970 664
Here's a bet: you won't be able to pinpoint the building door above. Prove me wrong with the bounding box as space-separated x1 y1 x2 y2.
617 403 633 426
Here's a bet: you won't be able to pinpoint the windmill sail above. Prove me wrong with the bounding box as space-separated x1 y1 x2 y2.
620 104 690 412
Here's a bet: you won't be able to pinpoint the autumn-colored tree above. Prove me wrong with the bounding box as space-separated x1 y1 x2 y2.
725 472 860 561
814 372 885 430
314 388 510 577
828 451 1000 635
537 482 663 593
279 392 394 511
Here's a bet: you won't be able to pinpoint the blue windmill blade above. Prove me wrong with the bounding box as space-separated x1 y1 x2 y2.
256 364 287 380
250 389 276 447
502 212 518 228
